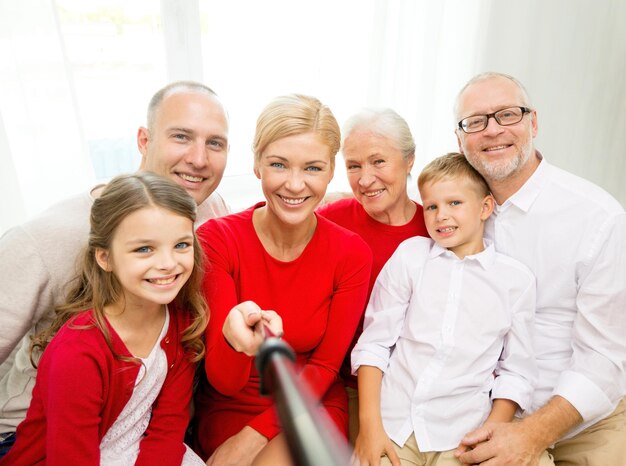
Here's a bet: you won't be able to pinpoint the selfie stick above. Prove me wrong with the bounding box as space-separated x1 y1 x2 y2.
255 330 352 466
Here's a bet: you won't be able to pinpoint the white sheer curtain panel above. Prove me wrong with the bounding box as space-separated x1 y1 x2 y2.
198 0 484 207
365 0 491 197
0 0 93 234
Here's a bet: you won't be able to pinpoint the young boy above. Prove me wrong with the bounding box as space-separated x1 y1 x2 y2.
351 153 553 466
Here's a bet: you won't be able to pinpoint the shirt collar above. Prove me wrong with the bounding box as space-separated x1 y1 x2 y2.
499 150 551 213
428 239 496 270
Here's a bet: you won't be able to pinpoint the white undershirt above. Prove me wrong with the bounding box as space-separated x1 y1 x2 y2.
99 310 204 465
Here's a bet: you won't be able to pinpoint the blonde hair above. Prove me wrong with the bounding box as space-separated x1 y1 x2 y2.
252 94 340 167
418 152 491 197
31 172 207 365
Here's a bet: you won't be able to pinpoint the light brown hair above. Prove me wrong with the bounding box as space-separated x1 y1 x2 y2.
418 152 491 197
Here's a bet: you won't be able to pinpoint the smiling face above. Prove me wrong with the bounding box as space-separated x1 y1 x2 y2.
420 175 494 259
138 91 229 205
95 206 195 312
254 132 334 227
455 76 537 183
343 130 414 223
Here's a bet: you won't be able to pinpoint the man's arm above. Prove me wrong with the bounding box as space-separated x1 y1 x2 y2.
555 214 626 422
1 194 92 364
0 226 54 363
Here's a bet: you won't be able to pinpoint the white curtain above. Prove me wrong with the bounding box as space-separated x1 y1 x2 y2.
0 0 93 233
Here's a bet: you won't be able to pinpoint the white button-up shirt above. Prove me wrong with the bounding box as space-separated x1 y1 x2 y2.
484 154 626 438
352 237 537 452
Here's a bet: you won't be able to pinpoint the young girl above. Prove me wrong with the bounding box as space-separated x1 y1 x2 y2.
1 173 207 466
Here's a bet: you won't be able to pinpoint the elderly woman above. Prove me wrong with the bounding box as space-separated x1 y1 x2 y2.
193 95 372 466
317 108 429 442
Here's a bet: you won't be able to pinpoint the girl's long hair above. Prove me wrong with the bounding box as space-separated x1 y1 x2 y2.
30 172 207 365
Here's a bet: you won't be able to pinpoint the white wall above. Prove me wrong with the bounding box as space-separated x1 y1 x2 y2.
471 0 626 206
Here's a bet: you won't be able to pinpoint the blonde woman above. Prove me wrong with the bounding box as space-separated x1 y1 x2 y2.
193 95 372 466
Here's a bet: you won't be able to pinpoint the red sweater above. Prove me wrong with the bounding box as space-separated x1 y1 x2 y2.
1 307 196 466
317 197 429 386
193 203 372 458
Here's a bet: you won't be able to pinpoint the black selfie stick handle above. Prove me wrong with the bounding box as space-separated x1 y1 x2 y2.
256 337 352 466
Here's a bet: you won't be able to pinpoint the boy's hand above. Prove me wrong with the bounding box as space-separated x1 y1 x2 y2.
351 423 401 466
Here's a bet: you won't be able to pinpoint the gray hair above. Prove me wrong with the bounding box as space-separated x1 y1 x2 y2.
147 81 218 132
342 108 415 160
454 72 532 120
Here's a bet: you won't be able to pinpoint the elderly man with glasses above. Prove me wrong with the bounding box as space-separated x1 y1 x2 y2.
453 72 625 466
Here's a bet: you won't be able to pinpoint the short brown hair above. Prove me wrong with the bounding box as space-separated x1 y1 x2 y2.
147 81 219 132
418 152 490 197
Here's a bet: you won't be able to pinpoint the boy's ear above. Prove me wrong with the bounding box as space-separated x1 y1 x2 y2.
95 248 112 272
480 194 495 221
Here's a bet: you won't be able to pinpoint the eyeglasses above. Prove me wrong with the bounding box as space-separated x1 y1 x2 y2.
457 106 532 134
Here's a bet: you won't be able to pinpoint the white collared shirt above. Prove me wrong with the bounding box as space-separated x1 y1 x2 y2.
352 237 537 452
484 155 626 438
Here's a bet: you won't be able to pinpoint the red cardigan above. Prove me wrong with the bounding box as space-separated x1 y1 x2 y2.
193 203 372 458
1 307 196 466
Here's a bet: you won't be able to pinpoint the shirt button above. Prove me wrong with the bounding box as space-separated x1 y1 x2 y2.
164 337 170 344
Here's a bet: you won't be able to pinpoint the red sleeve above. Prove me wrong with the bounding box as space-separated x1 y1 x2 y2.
199 219 253 395
135 311 195 465
248 230 372 439
43 338 106 465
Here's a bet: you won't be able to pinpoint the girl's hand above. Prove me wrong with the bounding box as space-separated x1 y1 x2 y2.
222 301 283 356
